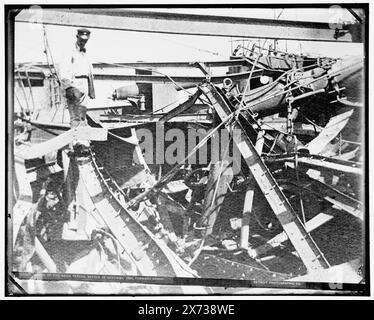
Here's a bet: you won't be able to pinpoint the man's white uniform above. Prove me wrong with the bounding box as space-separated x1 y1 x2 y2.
59 29 95 145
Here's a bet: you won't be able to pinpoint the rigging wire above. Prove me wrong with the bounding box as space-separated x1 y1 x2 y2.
154 34 226 57
276 8 285 20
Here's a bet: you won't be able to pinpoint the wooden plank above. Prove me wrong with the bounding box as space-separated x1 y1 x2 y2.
266 153 362 176
287 156 362 176
76 126 108 141
306 109 354 155
14 127 108 160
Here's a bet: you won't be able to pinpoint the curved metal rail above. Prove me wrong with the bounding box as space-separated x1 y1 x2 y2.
76 151 200 283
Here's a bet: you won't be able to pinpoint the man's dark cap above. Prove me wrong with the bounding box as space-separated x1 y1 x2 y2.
77 28 91 39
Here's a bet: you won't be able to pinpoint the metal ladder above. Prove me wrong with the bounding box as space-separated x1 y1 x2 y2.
200 82 330 273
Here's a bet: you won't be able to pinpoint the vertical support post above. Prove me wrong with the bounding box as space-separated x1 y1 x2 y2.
240 186 254 249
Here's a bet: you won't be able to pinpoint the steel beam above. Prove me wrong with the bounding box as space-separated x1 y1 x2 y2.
15 8 362 42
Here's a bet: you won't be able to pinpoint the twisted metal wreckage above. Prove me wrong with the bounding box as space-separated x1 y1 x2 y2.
11 10 365 294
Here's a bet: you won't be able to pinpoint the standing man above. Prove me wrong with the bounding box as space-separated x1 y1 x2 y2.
59 28 96 150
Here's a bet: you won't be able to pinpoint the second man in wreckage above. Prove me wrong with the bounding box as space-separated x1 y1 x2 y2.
59 28 96 152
